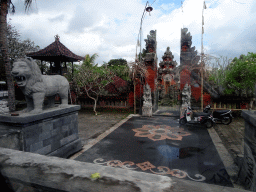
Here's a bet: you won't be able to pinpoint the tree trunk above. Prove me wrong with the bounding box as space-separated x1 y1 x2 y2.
0 1 15 112
93 98 97 115
134 80 136 114
84 89 98 115
249 98 254 110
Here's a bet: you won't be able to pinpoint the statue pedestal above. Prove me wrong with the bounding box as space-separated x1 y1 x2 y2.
142 106 152 117
0 105 82 158
240 110 256 191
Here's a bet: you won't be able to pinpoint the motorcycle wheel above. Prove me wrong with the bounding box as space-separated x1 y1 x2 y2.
205 119 213 128
222 117 232 125
179 117 187 125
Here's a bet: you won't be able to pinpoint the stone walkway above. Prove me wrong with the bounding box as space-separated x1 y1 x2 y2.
70 107 247 190
77 110 130 146
213 117 244 167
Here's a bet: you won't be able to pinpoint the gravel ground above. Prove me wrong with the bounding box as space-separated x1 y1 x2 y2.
78 109 131 146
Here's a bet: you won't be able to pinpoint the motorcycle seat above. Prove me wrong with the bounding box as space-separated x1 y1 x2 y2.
193 112 211 117
213 110 230 115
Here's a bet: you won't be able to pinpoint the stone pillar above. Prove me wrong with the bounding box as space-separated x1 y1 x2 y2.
142 84 152 117
240 110 256 191
0 105 82 158
180 83 191 117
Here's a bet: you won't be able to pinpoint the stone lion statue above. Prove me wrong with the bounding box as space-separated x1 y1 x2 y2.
11 57 69 114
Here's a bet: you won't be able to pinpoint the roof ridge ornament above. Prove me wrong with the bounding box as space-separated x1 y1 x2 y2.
54 34 60 41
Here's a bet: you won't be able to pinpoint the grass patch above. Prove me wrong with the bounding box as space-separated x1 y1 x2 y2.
79 107 133 115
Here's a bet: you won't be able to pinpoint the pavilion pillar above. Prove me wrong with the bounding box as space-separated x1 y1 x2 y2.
72 62 74 80
60 61 62 76
40 60 43 74
50 62 53 74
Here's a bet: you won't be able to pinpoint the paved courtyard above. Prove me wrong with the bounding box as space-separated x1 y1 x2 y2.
70 107 247 190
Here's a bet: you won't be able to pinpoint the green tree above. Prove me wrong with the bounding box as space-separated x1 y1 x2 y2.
82 53 98 67
74 61 114 115
224 52 256 98
0 0 34 111
64 62 80 82
6 23 40 62
0 22 41 80
107 58 127 66
106 58 130 81
209 53 256 109
208 56 232 94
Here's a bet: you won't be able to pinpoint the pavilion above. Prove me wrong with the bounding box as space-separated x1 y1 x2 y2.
26 35 84 78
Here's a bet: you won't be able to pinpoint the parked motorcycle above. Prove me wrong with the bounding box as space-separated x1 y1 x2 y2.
203 105 233 125
179 106 215 128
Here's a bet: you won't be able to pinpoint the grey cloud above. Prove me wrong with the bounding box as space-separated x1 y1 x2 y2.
208 22 256 60
89 26 110 35
66 6 99 33
48 14 65 22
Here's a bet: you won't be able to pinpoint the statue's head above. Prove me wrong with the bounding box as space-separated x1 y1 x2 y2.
11 57 42 88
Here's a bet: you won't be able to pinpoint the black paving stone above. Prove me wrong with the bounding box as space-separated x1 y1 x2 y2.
75 115 233 187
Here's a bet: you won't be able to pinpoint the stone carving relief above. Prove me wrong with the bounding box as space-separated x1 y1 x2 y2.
11 57 70 114
182 83 191 107
163 74 172 82
143 84 152 107
180 28 200 66
145 30 157 53
142 83 152 116
0 100 9 114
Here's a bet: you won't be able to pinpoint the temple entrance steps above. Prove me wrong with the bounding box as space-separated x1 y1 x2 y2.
153 105 180 117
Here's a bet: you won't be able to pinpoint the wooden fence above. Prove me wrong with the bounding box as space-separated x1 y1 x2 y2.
212 102 251 110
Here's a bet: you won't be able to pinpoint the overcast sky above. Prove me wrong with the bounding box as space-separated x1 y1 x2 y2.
8 0 256 66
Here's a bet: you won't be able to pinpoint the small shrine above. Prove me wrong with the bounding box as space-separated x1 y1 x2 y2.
26 35 84 77
157 47 180 106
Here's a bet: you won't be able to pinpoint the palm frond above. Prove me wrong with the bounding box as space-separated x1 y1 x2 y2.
24 0 33 12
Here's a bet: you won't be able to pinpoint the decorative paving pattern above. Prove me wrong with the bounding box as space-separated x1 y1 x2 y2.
160 112 173 116
94 158 206 181
132 125 191 141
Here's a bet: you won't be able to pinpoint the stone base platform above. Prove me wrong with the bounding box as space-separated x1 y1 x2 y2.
142 106 152 117
0 105 82 158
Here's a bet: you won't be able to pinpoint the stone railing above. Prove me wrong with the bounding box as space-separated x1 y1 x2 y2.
0 147 172 192
240 110 256 191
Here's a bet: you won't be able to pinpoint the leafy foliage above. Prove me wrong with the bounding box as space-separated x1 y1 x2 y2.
105 58 130 81
209 53 256 97
0 22 40 80
74 59 114 115
208 56 233 94
107 58 127 66
64 62 80 82
83 53 98 67
0 0 34 111
6 23 40 62
224 52 256 97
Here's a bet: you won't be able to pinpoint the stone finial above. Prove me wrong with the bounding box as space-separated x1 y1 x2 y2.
162 47 174 60
144 30 157 53
181 28 192 48
54 34 60 41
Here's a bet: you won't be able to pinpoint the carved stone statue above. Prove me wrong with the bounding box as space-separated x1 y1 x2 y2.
182 83 191 106
11 57 69 114
142 83 152 116
144 30 157 53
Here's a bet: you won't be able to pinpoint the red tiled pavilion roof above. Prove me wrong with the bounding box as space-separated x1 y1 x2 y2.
104 76 128 95
26 35 84 62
